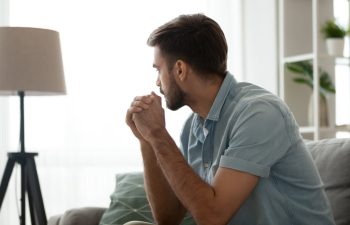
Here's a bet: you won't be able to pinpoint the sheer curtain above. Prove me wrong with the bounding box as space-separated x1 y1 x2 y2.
334 0 350 137
0 0 242 224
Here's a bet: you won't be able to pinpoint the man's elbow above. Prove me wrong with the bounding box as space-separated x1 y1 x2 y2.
153 214 183 225
152 208 185 225
191 205 233 225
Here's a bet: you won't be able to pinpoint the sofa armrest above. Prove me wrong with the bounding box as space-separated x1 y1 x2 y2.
48 207 107 225
48 214 62 225
306 138 350 225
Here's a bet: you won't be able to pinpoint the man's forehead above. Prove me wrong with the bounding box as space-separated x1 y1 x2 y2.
153 46 162 58
153 47 165 66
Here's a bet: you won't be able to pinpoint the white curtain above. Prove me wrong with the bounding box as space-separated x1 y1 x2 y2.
0 0 242 224
334 0 350 132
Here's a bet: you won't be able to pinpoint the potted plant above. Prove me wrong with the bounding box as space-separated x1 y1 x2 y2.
286 61 335 126
320 19 346 56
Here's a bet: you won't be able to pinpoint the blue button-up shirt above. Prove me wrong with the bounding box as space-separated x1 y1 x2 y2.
180 72 335 225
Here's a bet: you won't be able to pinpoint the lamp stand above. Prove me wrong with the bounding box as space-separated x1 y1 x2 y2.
0 91 47 225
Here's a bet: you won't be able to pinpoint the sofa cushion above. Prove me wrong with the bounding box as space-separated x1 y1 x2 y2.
99 172 195 225
306 138 350 225
57 207 106 225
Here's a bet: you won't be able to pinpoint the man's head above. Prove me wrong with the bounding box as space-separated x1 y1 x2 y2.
147 14 228 78
147 14 228 111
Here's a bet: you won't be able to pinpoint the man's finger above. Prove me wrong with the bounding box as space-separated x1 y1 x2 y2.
132 100 150 109
125 108 134 125
126 106 143 125
150 92 162 106
134 95 153 104
131 106 143 113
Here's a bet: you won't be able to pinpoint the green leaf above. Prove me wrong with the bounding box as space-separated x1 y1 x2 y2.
285 60 336 95
293 78 313 89
320 71 336 93
320 19 346 38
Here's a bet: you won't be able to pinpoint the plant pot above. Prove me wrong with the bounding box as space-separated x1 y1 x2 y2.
308 94 329 127
326 38 344 56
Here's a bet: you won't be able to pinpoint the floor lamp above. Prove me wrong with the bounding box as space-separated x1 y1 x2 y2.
0 27 66 225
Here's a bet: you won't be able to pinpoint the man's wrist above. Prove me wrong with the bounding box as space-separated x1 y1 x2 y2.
148 128 171 148
139 139 150 147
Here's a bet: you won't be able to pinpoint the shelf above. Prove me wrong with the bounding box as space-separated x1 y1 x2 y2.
283 53 314 64
279 0 346 140
300 126 316 133
335 57 350 66
300 125 350 133
283 54 350 65
333 124 350 132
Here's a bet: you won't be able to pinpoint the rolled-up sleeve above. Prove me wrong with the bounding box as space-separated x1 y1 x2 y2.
219 101 291 178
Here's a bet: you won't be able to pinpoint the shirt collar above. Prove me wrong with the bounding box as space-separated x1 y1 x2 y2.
205 72 236 121
191 72 236 142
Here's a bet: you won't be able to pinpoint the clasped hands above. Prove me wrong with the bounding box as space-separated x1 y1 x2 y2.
126 92 166 143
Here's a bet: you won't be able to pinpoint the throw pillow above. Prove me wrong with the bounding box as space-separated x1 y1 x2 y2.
99 172 195 225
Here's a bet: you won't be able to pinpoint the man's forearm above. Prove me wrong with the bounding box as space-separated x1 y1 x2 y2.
147 131 218 225
139 140 186 225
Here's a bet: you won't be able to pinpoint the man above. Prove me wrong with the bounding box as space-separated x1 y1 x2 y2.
125 14 335 225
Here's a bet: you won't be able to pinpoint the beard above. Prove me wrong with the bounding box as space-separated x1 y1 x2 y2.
161 71 185 111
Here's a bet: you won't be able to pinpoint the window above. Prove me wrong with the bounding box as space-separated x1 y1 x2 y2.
334 0 350 138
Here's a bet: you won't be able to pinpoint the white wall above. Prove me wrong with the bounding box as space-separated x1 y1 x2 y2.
242 0 278 94
0 0 8 24
206 0 244 81
0 0 9 142
0 1 14 225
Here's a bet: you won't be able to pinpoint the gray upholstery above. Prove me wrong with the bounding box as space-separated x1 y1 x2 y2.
306 138 350 225
47 207 106 225
48 138 350 225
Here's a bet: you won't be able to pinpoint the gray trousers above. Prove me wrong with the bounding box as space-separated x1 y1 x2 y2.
123 222 154 225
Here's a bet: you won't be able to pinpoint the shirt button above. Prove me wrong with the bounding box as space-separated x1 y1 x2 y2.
204 163 209 168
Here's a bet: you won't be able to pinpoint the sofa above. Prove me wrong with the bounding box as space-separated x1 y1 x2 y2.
48 138 350 225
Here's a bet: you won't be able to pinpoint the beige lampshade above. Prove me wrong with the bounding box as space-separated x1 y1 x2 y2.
0 27 66 95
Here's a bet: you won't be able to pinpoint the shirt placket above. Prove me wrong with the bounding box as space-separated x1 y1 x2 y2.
202 121 213 181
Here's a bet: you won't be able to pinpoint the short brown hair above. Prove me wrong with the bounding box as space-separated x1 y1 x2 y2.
147 14 228 78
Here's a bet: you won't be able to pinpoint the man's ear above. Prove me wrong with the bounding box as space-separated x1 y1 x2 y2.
175 60 187 82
